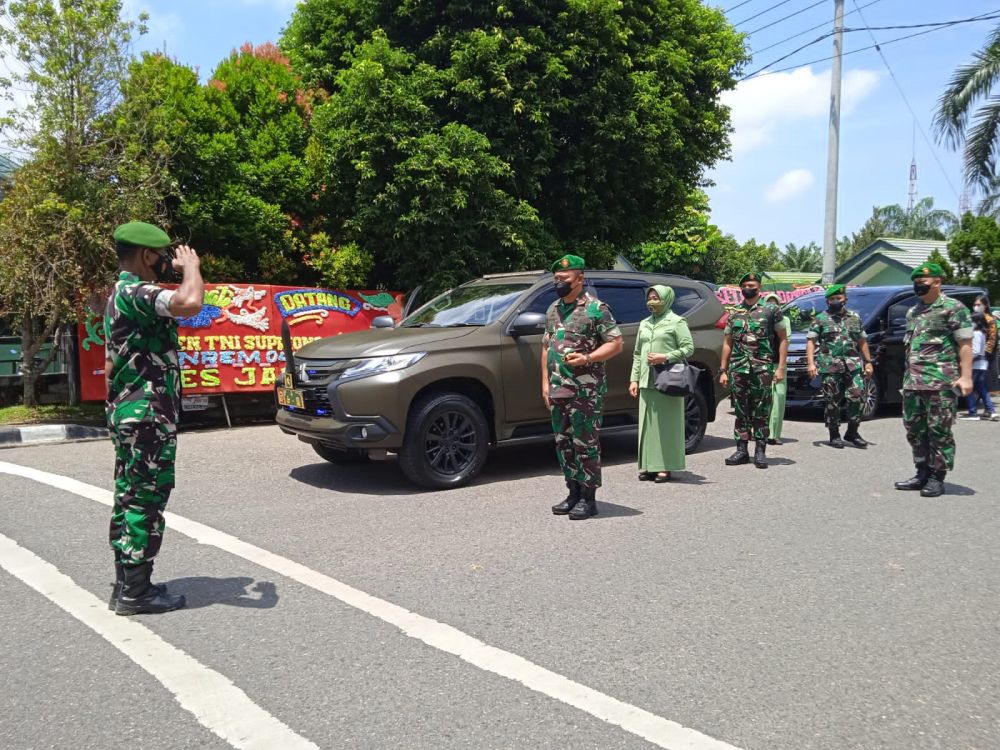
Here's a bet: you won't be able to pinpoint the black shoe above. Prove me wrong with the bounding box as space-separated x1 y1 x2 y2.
894 465 930 491
116 562 185 616
638 472 654 482
920 471 946 497
844 421 868 448
568 486 598 520
109 581 168 611
828 426 844 449
725 440 750 466
552 480 581 515
654 472 671 483
753 441 768 469
766 438 782 446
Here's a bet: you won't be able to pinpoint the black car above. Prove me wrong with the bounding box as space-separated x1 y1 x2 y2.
783 285 986 418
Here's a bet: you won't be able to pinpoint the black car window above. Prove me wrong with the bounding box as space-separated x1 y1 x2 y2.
523 287 558 315
887 296 918 330
671 287 704 316
593 284 649 325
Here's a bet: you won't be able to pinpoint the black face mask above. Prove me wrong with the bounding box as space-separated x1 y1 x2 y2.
554 280 574 298
741 287 759 300
913 281 932 296
828 301 845 313
148 250 174 282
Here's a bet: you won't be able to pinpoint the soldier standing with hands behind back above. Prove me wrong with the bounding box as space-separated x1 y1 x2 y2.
104 222 204 615
541 254 623 520
806 284 874 449
894 263 973 498
719 272 788 469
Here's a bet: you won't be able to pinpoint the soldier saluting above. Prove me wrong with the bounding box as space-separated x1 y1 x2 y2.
894 263 973 497
104 222 204 614
806 284 874 448
541 254 623 519
719 272 788 469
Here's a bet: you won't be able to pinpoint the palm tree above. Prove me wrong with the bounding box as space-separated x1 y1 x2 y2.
934 24 1000 189
875 198 957 240
779 241 822 272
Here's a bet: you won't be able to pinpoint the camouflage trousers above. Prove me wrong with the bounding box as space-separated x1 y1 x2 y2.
730 367 773 441
821 370 865 427
109 419 177 566
550 392 604 488
902 389 957 472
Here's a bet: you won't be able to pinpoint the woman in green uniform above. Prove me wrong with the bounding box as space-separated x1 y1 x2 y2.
629 285 694 482
764 292 790 445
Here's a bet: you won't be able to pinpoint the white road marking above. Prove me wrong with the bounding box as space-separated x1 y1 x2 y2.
0 531 317 750
0 460 742 750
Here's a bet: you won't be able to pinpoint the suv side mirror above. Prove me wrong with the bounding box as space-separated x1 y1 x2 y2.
890 317 907 331
507 311 547 337
370 315 395 329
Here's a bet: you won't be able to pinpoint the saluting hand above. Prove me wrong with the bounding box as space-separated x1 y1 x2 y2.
172 244 200 272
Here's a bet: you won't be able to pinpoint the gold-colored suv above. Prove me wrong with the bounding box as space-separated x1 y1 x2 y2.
276 271 728 489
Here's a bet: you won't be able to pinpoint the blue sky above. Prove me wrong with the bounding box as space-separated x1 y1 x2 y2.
20 1 1000 250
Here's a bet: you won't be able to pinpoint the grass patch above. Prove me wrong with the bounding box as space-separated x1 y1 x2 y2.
0 403 105 426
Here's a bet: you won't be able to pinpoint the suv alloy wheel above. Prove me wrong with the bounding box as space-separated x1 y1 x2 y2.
861 374 881 420
399 392 490 489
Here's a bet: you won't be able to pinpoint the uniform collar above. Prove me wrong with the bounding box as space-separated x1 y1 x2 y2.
740 298 761 311
118 270 140 283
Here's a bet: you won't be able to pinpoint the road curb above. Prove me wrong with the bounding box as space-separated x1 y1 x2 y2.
0 424 109 448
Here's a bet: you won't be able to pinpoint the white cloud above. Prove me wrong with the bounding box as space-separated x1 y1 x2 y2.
724 66 880 153
765 168 814 203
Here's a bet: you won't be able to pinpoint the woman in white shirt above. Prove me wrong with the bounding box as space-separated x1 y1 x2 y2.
964 312 998 420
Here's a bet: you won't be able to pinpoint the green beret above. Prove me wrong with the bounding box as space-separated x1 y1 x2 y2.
825 284 847 298
739 272 762 285
911 262 945 280
113 221 171 249
551 254 585 272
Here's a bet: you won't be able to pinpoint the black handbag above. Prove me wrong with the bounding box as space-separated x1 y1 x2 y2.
652 361 699 397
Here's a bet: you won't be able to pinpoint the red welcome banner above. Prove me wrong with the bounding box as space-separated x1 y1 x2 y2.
714 285 824 306
78 284 405 402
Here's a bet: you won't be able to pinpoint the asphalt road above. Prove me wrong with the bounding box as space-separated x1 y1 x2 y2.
1 408 998 750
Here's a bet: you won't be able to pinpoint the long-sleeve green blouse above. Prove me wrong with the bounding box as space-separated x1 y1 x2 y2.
630 285 695 386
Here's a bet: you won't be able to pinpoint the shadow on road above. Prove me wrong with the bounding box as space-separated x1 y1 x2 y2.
163 577 279 610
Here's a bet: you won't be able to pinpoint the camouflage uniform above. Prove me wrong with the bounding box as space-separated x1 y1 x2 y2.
902 294 973 472
104 271 180 566
724 300 779 441
807 309 867 427
544 292 622 488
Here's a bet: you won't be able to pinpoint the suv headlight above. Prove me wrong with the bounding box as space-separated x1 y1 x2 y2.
341 352 427 380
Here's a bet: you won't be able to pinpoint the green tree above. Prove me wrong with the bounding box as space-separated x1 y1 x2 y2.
283 0 746 292
709 237 781 285
934 24 1000 190
837 198 957 266
0 0 162 406
948 212 1000 298
629 190 721 279
779 241 822 272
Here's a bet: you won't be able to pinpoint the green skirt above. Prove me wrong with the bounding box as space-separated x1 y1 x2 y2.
769 378 787 440
637 387 686 472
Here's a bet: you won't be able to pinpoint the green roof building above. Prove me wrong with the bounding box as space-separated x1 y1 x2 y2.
0 153 17 200
834 238 947 286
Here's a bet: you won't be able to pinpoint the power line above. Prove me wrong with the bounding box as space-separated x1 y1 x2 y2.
751 0 884 49
725 0 759 13
742 10 1000 80
746 0 826 37
849 0 962 202
733 0 800 28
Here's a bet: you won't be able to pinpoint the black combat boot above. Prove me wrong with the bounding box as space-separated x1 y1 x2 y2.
552 480 581 515
109 557 168 611
920 470 946 498
894 464 930 491
843 421 868 448
568 485 598 520
828 426 844 449
725 440 750 466
753 441 768 469
116 562 185 616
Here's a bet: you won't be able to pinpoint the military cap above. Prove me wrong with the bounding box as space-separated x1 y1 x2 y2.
739 271 763 285
910 262 945 280
113 221 171 249
551 254 585 272
825 283 847 298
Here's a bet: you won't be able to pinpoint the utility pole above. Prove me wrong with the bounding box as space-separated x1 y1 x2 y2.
821 0 845 285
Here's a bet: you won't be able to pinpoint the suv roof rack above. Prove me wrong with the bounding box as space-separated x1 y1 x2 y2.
480 270 545 279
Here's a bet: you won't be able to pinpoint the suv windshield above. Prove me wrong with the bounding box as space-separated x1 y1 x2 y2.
400 283 531 328
785 289 887 332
